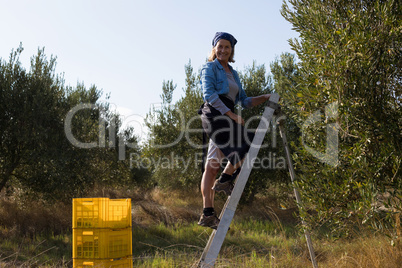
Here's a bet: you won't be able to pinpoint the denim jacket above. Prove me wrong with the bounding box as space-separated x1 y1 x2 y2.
200 59 252 114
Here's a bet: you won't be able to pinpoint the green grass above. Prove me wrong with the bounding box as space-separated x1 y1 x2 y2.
130 220 402 268
1 221 400 267
0 231 72 267
0 218 304 267
130 219 310 268
1 188 401 267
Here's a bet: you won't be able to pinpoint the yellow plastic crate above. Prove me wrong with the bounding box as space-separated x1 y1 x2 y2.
73 228 132 259
73 258 133 268
73 198 131 229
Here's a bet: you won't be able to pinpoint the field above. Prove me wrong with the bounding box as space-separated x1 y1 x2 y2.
1 187 401 267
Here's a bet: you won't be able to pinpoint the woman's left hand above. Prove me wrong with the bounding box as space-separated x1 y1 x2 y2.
250 94 272 107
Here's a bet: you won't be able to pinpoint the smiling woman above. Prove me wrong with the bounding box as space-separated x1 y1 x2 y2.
208 34 236 63
197 32 271 229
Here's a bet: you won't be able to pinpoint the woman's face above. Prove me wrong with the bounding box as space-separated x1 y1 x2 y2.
215 39 232 63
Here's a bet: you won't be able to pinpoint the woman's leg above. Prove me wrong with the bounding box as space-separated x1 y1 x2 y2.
212 158 245 196
198 159 221 229
222 158 244 175
201 159 220 208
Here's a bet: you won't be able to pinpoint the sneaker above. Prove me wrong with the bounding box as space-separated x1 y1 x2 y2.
197 213 220 229
212 179 234 196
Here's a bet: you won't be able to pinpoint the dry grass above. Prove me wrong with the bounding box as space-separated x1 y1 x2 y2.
0 197 71 238
314 236 402 268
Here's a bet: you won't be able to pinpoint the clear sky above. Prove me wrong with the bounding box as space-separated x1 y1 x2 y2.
1 0 298 141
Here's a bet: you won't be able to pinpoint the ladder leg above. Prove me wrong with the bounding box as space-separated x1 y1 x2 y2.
278 120 318 268
198 196 231 266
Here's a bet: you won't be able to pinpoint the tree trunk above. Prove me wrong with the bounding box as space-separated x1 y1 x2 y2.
0 166 16 193
0 176 9 193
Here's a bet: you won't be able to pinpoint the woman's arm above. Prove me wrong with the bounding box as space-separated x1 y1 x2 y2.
250 94 271 107
201 63 231 115
234 69 270 109
227 94 271 125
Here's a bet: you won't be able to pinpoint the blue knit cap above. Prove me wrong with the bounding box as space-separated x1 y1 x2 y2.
212 32 237 48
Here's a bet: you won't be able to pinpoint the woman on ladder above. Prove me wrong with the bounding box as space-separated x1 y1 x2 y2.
198 32 271 229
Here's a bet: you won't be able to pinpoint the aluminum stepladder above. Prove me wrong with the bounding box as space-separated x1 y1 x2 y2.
198 93 318 268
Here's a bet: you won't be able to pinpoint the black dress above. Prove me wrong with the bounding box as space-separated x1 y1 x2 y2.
199 95 254 166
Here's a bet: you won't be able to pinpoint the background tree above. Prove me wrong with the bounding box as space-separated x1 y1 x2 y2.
236 62 284 203
281 0 401 236
270 52 303 205
0 46 143 201
144 60 203 190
